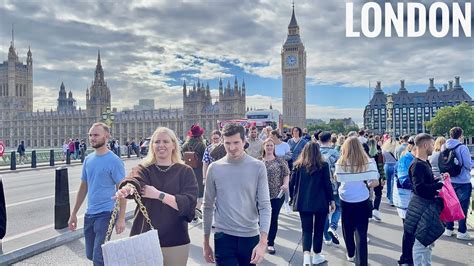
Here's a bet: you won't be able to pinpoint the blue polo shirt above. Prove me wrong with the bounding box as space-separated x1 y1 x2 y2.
81 151 125 214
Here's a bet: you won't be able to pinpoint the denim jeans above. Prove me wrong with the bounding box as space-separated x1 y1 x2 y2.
446 183 472 233
413 239 433 266
384 163 396 204
214 232 259 266
324 195 341 241
84 211 112 266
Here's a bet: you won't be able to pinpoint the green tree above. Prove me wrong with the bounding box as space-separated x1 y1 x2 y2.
425 102 474 136
327 120 345 134
307 121 359 135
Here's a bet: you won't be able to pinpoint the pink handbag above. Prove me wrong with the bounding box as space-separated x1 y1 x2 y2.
438 177 465 222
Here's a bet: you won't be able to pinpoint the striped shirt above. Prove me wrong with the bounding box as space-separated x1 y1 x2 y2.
335 159 379 203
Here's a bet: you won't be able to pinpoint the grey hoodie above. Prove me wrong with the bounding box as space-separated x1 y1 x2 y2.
444 139 472 184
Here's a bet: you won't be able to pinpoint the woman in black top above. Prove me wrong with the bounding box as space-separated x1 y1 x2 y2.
290 142 335 265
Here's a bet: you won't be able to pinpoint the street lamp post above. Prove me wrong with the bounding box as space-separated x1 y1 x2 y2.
101 106 116 154
101 106 115 131
386 94 394 136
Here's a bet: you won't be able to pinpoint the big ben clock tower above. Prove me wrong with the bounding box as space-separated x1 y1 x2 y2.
281 4 306 128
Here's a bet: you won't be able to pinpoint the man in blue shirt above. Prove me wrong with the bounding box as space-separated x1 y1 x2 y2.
443 127 473 240
68 122 126 265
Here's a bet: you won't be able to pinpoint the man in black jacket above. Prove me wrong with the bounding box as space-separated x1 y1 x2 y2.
403 133 445 266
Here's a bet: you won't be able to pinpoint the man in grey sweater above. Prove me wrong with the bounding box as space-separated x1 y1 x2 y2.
203 123 271 266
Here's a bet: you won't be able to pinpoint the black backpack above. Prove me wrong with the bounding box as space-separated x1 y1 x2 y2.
438 143 463 177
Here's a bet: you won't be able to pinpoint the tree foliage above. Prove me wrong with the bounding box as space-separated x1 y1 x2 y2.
307 120 359 135
425 102 474 136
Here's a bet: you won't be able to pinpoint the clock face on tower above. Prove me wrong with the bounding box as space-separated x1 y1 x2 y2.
285 55 297 68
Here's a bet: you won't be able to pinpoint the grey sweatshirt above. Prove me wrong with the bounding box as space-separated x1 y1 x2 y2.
203 153 271 237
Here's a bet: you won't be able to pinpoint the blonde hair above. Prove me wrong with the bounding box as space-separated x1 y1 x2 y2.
337 137 369 173
434 136 446 152
381 138 397 154
141 127 183 167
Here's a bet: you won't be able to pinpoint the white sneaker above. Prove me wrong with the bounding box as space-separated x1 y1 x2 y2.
456 232 473 240
443 228 454 237
328 227 340 245
347 255 355 262
372 210 382 222
312 253 326 265
303 253 311 266
324 239 332 245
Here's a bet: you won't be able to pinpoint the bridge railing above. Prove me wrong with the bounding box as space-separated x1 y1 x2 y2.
0 146 139 168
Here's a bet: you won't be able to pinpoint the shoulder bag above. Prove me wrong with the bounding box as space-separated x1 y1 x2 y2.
101 185 163 266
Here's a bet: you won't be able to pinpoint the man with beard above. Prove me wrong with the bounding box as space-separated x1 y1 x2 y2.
68 122 127 266
246 126 263 159
402 133 445 265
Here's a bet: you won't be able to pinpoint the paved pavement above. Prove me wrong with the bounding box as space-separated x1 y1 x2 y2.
15 201 473 265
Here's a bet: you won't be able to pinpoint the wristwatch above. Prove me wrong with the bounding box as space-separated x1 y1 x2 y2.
158 192 166 202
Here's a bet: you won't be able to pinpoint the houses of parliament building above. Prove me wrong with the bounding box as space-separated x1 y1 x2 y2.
0 38 246 149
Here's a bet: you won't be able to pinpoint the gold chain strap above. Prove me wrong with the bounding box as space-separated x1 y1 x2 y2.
104 184 155 242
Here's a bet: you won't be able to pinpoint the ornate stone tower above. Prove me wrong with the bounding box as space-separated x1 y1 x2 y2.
0 27 33 120
218 77 246 120
57 82 76 113
182 79 213 131
281 4 306 128
86 50 111 117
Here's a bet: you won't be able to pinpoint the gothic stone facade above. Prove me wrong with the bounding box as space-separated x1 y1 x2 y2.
0 39 247 148
364 77 473 137
0 47 183 148
0 39 33 121
182 78 246 137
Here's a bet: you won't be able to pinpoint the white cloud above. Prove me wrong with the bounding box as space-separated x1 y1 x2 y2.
0 0 471 119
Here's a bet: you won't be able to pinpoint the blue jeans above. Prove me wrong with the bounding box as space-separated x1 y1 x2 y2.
324 195 341 241
384 163 396 204
84 211 112 266
446 183 472 233
413 239 433 266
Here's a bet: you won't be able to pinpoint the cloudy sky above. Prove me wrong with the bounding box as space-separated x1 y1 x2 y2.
1 0 473 124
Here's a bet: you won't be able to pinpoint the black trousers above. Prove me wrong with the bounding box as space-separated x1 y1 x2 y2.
214 232 259 266
400 218 415 264
373 182 383 210
299 211 327 253
268 197 285 246
341 199 370 266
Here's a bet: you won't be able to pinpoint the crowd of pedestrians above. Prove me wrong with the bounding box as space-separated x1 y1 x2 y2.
67 122 472 266
61 138 87 160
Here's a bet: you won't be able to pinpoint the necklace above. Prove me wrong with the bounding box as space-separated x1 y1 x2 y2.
155 163 174 173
